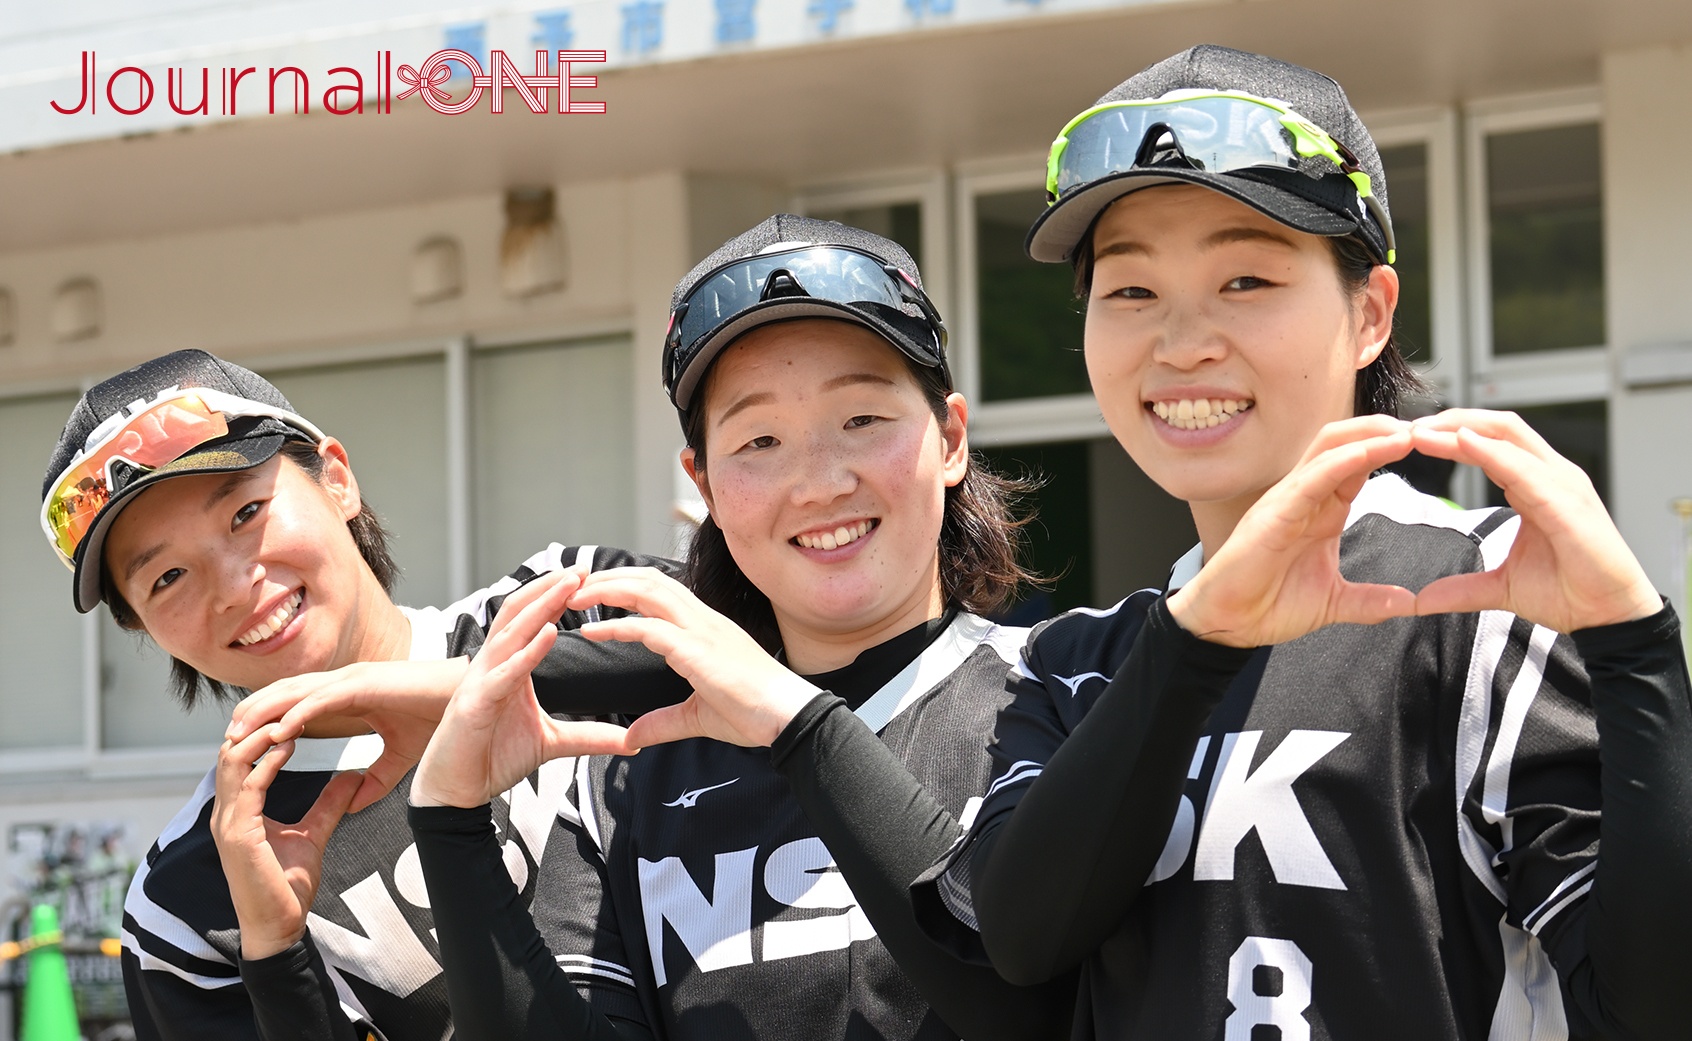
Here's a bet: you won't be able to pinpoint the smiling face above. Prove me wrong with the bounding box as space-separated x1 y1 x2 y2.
1082 184 1396 533
102 441 391 692
684 319 969 669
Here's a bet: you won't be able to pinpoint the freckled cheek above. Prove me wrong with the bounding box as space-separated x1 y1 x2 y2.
703 471 787 546
142 600 213 663
864 437 932 511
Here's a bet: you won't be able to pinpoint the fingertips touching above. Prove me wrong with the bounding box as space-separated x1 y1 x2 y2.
565 579 623 611
348 771 395 815
250 737 297 780
1407 423 1463 456
1306 415 1410 458
226 722 287 764
1414 409 1556 458
321 768 363 805
570 566 671 604
578 619 615 641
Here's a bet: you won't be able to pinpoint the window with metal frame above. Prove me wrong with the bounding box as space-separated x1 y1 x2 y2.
471 336 635 581
973 188 1088 403
0 392 85 755
1486 123 1605 358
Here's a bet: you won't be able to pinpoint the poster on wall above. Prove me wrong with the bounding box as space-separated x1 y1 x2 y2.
3 821 135 1040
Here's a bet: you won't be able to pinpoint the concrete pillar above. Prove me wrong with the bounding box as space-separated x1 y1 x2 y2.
622 172 790 555
1602 45 1692 611
624 171 694 556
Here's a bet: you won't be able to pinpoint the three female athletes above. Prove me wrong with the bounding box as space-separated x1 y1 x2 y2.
914 44 1692 1040
68 40 1692 1041
388 215 1077 1040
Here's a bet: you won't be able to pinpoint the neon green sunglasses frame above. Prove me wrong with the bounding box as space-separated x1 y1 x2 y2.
1044 89 1395 264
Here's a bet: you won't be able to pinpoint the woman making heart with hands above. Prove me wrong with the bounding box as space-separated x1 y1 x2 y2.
913 45 1692 1041
402 216 1075 1041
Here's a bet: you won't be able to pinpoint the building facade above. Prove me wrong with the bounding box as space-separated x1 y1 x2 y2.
1 0 1689 1029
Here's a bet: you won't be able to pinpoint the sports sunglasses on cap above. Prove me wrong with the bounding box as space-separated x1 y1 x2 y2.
663 244 949 408
1046 89 1396 264
41 386 325 568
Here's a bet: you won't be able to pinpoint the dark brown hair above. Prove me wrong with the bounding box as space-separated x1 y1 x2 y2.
103 439 397 708
1072 221 1428 418
681 329 1041 650
1326 233 1430 417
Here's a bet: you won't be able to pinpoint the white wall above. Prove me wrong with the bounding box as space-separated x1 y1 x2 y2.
0 167 710 838
0 177 637 384
0 167 711 568
1603 44 1692 610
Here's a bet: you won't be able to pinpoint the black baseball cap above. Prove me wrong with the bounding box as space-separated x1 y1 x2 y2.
1026 45 1394 266
663 214 949 423
42 350 323 613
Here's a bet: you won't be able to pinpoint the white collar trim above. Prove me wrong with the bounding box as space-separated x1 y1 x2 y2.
1167 542 1205 592
853 613 996 734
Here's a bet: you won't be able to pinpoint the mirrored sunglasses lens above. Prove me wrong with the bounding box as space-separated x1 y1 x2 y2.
47 397 229 559
675 249 909 355
1058 98 1302 194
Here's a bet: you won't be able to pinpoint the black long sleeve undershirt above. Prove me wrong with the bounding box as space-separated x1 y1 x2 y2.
241 935 361 1041
409 803 653 1041
520 628 693 718
1561 606 1692 1040
968 599 1692 1040
770 694 1076 1039
971 598 1253 986
407 698 1072 1041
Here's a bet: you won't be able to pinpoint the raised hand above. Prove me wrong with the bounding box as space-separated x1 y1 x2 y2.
411 569 637 809
227 659 468 813
1166 414 1419 647
568 567 821 750
1409 409 1660 632
210 725 362 960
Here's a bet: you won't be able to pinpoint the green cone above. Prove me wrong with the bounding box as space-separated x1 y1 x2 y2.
20 904 80 1041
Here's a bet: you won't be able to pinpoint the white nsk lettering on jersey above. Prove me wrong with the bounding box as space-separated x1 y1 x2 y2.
315 761 570 997
1192 730 1351 890
763 838 876 960
638 838 876 986
640 849 757 987
491 760 581 893
502 758 576 863
309 873 442 998
1147 736 1210 885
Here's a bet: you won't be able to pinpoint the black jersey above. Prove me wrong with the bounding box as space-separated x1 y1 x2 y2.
919 475 1652 1040
533 611 1029 1040
120 544 689 1041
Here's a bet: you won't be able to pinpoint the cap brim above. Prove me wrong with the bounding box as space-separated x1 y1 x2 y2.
1025 168 1363 263
672 298 938 413
72 432 288 613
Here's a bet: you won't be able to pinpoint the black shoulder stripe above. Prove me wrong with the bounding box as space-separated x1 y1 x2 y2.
1469 507 1517 545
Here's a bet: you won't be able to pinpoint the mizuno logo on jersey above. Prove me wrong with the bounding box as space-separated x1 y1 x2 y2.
1051 672 1110 697
662 777 739 808
1152 729 1352 891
